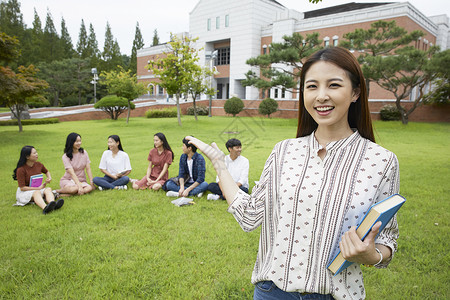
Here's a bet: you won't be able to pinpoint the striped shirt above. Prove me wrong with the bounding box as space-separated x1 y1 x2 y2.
228 131 400 300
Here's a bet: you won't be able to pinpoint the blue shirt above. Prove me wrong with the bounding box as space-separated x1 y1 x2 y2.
177 152 206 184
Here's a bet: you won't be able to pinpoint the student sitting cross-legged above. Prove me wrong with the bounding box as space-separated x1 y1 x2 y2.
165 137 208 198
207 138 249 200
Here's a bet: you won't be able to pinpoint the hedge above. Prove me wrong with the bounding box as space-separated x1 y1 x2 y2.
0 118 59 126
145 108 177 118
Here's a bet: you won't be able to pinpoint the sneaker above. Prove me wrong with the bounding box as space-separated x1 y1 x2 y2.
55 199 64 210
130 179 138 184
207 194 220 201
197 192 204 198
123 185 128 190
166 191 179 197
98 186 103 191
43 201 56 214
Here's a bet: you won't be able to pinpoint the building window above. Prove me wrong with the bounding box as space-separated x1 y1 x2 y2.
333 35 339 46
216 17 220 29
262 44 267 54
274 88 279 98
324 37 330 48
207 18 211 31
225 15 229 27
281 88 285 99
216 47 230 65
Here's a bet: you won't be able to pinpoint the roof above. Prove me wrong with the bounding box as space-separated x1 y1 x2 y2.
268 0 284 7
304 2 395 19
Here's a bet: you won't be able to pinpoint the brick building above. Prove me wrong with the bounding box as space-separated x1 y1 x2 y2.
137 0 449 117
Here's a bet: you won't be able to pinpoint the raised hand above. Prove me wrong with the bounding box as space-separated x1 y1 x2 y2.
185 136 226 170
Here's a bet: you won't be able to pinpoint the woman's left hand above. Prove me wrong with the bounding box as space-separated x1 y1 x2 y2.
185 136 225 168
339 221 382 265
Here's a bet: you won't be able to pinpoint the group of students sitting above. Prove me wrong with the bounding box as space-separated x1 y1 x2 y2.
12 131 249 215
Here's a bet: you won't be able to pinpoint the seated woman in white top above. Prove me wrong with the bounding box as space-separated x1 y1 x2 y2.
93 135 132 190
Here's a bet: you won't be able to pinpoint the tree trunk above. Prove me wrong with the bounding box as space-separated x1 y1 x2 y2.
176 93 182 126
193 96 198 121
395 100 409 125
126 100 131 124
15 105 23 132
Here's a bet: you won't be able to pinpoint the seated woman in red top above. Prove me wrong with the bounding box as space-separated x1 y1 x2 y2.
132 132 174 191
13 145 64 214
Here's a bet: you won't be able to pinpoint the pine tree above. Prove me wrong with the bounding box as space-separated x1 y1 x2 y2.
60 17 74 59
102 22 122 71
76 19 88 58
42 9 60 62
0 0 24 37
86 23 100 66
152 29 159 46
24 8 44 64
130 22 144 74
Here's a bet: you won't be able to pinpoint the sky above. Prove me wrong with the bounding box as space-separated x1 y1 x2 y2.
19 0 450 55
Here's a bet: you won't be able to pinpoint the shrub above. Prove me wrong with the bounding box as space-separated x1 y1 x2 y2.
259 98 278 118
61 94 86 107
94 95 134 120
380 105 401 121
27 95 50 108
186 105 209 116
0 118 59 126
145 107 177 118
224 97 244 116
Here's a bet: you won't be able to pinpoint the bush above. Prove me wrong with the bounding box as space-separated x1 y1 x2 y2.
224 97 244 116
61 94 86 107
145 107 177 118
380 105 401 121
186 105 209 116
94 95 134 120
27 95 50 108
0 118 59 126
259 98 278 118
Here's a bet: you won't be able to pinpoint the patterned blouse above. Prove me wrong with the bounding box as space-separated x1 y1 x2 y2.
228 131 400 300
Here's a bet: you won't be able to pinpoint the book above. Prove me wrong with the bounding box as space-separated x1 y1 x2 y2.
29 174 44 187
327 194 406 275
171 197 195 207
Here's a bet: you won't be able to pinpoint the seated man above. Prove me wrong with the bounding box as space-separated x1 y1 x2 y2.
166 137 208 197
207 138 249 200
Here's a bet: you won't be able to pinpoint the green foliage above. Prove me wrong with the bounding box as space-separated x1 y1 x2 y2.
94 95 134 120
101 22 122 72
149 34 201 126
152 29 160 46
27 95 50 108
379 105 401 121
61 94 85 107
0 117 58 126
145 107 177 118
224 96 244 116
258 97 278 118
423 49 450 105
0 32 20 62
186 105 209 116
243 32 321 92
0 118 448 299
130 22 144 74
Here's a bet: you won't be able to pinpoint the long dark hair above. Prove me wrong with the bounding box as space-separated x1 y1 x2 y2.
155 132 174 160
64 132 84 160
13 145 34 180
296 47 375 142
108 135 124 151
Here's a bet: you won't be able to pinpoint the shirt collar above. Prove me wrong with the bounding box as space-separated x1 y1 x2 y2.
308 130 360 152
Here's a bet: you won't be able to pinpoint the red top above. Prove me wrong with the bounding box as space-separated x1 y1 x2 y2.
16 162 48 187
148 148 173 181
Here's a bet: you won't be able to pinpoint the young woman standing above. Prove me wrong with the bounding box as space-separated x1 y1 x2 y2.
187 47 400 300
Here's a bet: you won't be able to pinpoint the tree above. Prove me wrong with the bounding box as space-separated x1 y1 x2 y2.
0 0 27 66
340 20 423 94
102 22 122 71
185 64 214 121
259 97 278 118
365 45 440 124
149 34 201 126
423 49 450 105
94 95 135 120
224 96 244 117
130 22 144 74
76 19 88 58
28 8 43 63
42 10 60 62
0 33 48 132
101 66 145 123
242 32 321 97
60 17 74 59
152 29 159 46
86 23 100 66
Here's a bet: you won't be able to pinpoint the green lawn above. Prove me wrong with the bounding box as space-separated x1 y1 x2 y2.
0 116 448 299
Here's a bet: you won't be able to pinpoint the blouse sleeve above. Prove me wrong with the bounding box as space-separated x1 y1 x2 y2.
98 151 108 169
62 154 73 170
17 167 26 187
227 142 280 232
124 152 132 170
374 151 400 268
165 151 173 165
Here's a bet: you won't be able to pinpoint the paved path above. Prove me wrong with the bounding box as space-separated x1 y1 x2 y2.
0 99 174 121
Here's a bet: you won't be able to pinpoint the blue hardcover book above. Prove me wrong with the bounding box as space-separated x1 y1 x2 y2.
327 194 406 275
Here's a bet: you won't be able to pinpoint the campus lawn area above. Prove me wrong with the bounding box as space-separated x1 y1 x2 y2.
0 116 448 299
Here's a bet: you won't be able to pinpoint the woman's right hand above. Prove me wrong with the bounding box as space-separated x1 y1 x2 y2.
77 184 85 195
185 136 225 167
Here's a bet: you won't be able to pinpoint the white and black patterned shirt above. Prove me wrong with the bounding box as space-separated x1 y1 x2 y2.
228 131 400 300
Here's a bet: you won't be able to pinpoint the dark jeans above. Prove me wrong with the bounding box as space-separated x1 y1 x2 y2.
207 182 248 199
93 175 129 189
254 281 334 300
165 180 208 196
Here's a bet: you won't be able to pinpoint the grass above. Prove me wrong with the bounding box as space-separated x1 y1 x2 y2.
0 116 448 299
